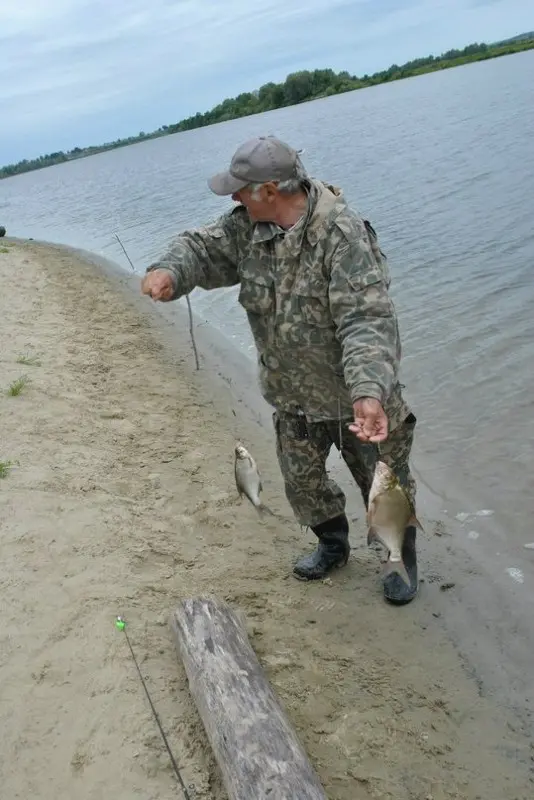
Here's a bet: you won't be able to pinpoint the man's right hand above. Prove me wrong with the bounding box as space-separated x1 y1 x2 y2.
141 269 175 302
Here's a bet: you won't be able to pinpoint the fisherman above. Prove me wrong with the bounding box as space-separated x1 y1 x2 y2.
141 135 419 605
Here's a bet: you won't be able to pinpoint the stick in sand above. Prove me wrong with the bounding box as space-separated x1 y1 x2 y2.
114 233 136 272
185 294 200 370
114 232 200 371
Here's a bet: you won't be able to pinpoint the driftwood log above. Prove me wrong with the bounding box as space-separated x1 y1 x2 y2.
169 596 328 800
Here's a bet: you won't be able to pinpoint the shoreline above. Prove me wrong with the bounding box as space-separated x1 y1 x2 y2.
1 237 533 798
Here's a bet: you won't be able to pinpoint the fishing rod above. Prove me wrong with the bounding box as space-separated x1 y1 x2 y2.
115 617 195 799
114 232 200 370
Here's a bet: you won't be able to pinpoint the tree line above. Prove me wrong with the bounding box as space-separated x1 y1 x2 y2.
1 35 533 180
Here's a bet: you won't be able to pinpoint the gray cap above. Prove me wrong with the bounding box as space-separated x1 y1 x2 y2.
208 135 301 196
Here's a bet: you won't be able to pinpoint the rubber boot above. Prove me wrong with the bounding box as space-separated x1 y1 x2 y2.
383 525 418 605
293 514 350 581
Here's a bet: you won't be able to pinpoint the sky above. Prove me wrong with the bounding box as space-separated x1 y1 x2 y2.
0 0 531 164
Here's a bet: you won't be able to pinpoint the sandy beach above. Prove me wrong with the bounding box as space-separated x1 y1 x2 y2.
0 238 532 799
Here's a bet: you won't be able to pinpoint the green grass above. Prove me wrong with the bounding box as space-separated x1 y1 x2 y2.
0 460 17 478
0 247 9 254
6 376 29 396
16 354 41 367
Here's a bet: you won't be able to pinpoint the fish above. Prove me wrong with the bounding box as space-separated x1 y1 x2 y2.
366 460 424 587
234 442 275 517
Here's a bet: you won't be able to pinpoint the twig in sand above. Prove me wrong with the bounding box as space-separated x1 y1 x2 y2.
114 232 200 371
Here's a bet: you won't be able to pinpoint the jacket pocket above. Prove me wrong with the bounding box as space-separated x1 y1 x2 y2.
238 253 274 315
238 276 274 315
285 288 338 349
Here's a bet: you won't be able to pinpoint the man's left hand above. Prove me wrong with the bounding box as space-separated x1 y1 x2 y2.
349 397 388 443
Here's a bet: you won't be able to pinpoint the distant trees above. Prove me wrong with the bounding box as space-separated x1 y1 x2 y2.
1 36 533 180
161 37 534 135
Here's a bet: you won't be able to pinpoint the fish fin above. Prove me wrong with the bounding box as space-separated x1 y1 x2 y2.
367 525 378 546
234 459 240 496
383 554 411 588
408 513 425 534
366 499 377 535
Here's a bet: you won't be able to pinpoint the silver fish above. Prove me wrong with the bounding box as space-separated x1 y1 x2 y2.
234 442 274 516
367 460 423 586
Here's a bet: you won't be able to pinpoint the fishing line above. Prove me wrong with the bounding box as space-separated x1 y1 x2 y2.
115 617 194 799
337 397 343 458
114 232 200 370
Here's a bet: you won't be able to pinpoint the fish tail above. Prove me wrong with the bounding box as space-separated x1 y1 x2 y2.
257 503 276 518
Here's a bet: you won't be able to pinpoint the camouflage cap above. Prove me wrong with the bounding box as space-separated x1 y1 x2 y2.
208 135 301 196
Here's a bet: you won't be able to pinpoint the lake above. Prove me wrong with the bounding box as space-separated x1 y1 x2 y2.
2 48 534 591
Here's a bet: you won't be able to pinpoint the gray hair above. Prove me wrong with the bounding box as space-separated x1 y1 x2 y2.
248 155 308 199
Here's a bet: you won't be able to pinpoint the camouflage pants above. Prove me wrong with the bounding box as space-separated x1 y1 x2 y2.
273 407 417 529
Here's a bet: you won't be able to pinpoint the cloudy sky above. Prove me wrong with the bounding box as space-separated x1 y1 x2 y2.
0 0 531 164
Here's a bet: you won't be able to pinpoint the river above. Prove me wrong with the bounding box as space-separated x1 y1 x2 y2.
2 48 534 602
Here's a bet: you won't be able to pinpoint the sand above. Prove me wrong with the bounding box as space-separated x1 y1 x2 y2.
0 238 532 799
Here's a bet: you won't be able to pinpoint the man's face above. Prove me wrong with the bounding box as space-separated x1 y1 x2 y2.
231 184 278 222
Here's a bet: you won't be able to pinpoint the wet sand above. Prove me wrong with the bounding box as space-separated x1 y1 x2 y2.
0 239 532 799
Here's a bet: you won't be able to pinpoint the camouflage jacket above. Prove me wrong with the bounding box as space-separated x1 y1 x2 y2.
146 178 407 425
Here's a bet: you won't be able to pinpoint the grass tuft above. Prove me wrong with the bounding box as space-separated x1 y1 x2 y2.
0 460 18 478
16 354 41 367
7 376 28 396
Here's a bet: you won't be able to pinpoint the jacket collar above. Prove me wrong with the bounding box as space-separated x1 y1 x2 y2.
249 178 345 249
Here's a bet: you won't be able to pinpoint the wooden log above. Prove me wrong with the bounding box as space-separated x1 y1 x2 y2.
169 595 328 800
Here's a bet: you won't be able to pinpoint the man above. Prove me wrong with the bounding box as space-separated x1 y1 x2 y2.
141 135 419 605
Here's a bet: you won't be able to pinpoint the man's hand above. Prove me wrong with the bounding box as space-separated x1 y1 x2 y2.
141 269 174 302
349 397 388 443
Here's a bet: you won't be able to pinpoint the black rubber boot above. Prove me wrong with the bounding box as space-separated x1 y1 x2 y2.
383 525 418 605
293 514 350 581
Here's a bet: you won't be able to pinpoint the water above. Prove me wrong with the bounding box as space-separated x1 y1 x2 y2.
2 49 534 575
